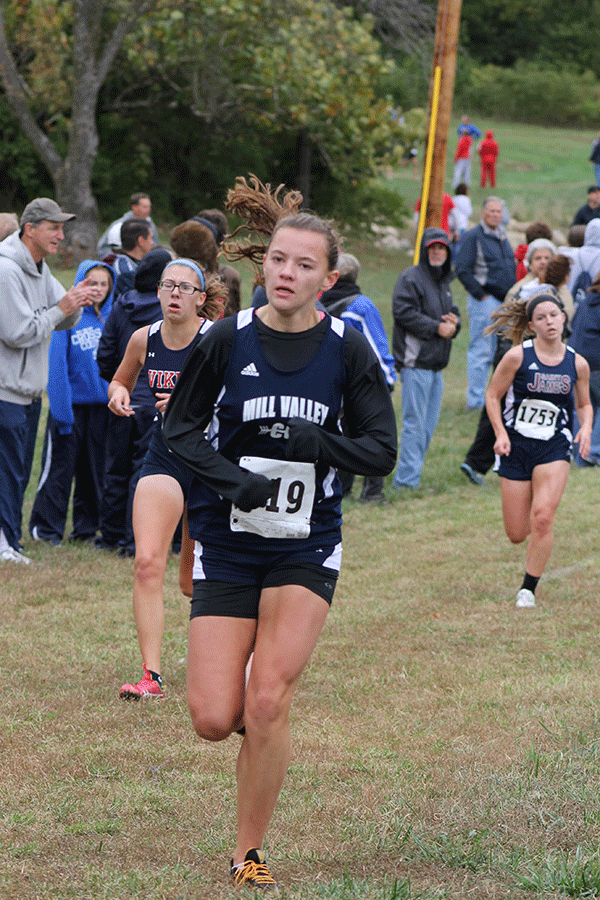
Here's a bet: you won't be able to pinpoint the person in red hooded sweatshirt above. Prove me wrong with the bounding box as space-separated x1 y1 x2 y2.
453 133 473 189
478 130 500 188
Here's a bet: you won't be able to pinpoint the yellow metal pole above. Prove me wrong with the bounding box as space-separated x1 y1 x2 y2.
413 65 442 265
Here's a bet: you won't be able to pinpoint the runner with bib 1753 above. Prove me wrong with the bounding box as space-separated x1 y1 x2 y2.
486 290 592 609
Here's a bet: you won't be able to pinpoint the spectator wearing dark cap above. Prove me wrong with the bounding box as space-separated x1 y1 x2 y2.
392 227 461 489
95 248 172 555
572 186 600 227
0 198 95 562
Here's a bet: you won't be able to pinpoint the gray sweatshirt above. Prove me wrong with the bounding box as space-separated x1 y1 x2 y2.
0 231 80 404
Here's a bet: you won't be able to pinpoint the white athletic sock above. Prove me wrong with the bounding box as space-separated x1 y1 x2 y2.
0 529 10 552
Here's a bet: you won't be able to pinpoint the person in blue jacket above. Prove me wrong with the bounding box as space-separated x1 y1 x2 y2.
455 197 516 409
568 269 600 464
29 260 115 544
457 115 482 140
320 252 396 503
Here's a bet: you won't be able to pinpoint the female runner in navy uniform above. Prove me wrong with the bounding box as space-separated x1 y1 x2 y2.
163 208 397 890
107 259 224 700
486 291 592 608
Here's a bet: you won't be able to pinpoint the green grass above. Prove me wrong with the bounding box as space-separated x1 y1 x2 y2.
7 119 600 898
385 115 599 232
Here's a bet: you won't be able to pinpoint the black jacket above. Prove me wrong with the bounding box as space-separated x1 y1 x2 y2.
95 248 170 404
568 289 600 371
392 227 460 371
572 204 600 228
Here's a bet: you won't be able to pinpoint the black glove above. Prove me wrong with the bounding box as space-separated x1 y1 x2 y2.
234 473 277 512
285 418 321 463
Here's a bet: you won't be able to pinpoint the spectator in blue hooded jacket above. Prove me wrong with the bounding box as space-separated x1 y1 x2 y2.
29 260 115 544
95 248 172 554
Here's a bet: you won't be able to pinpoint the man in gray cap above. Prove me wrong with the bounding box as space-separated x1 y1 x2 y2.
0 197 94 563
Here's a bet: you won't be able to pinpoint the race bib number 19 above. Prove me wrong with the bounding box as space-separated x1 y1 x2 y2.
230 456 316 539
514 397 560 440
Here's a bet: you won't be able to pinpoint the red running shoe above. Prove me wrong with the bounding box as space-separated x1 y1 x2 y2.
119 664 164 700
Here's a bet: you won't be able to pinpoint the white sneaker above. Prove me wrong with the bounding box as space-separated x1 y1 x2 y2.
0 547 31 565
516 588 535 608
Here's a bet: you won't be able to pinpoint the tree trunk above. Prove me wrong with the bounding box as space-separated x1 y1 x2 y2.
296 129 312 208
0 0 157 267
54 164 99 268
54 81 100 265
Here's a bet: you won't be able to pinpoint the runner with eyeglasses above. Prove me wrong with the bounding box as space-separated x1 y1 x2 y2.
108 258 225 700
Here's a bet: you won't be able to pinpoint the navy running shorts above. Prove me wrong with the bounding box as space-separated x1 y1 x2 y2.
139 429 195 496
495 431 572 481
190 541 342 618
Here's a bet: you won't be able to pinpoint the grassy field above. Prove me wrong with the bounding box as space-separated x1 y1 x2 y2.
3 121 600 899
385 115 600 234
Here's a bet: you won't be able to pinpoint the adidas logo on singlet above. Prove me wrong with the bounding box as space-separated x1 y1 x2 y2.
241 362 260 377
528 362 539 370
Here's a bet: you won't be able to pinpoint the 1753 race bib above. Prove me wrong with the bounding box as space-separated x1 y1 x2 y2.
230 456 316 538
514 397 560 440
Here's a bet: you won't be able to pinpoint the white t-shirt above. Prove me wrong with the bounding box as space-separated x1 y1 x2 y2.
106 219 124 249
451 195 473 232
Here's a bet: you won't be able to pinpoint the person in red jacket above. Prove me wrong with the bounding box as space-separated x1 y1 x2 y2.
453 134 473 188
478 130 499 188
414 194 456 239
514 222 554 281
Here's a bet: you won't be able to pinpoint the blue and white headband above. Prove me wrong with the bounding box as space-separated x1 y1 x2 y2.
163 257 205 290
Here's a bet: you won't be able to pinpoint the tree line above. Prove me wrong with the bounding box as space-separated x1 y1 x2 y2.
0 0 598 261
0 0 410 258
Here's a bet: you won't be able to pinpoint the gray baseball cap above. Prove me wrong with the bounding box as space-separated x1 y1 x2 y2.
20 198 76 227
